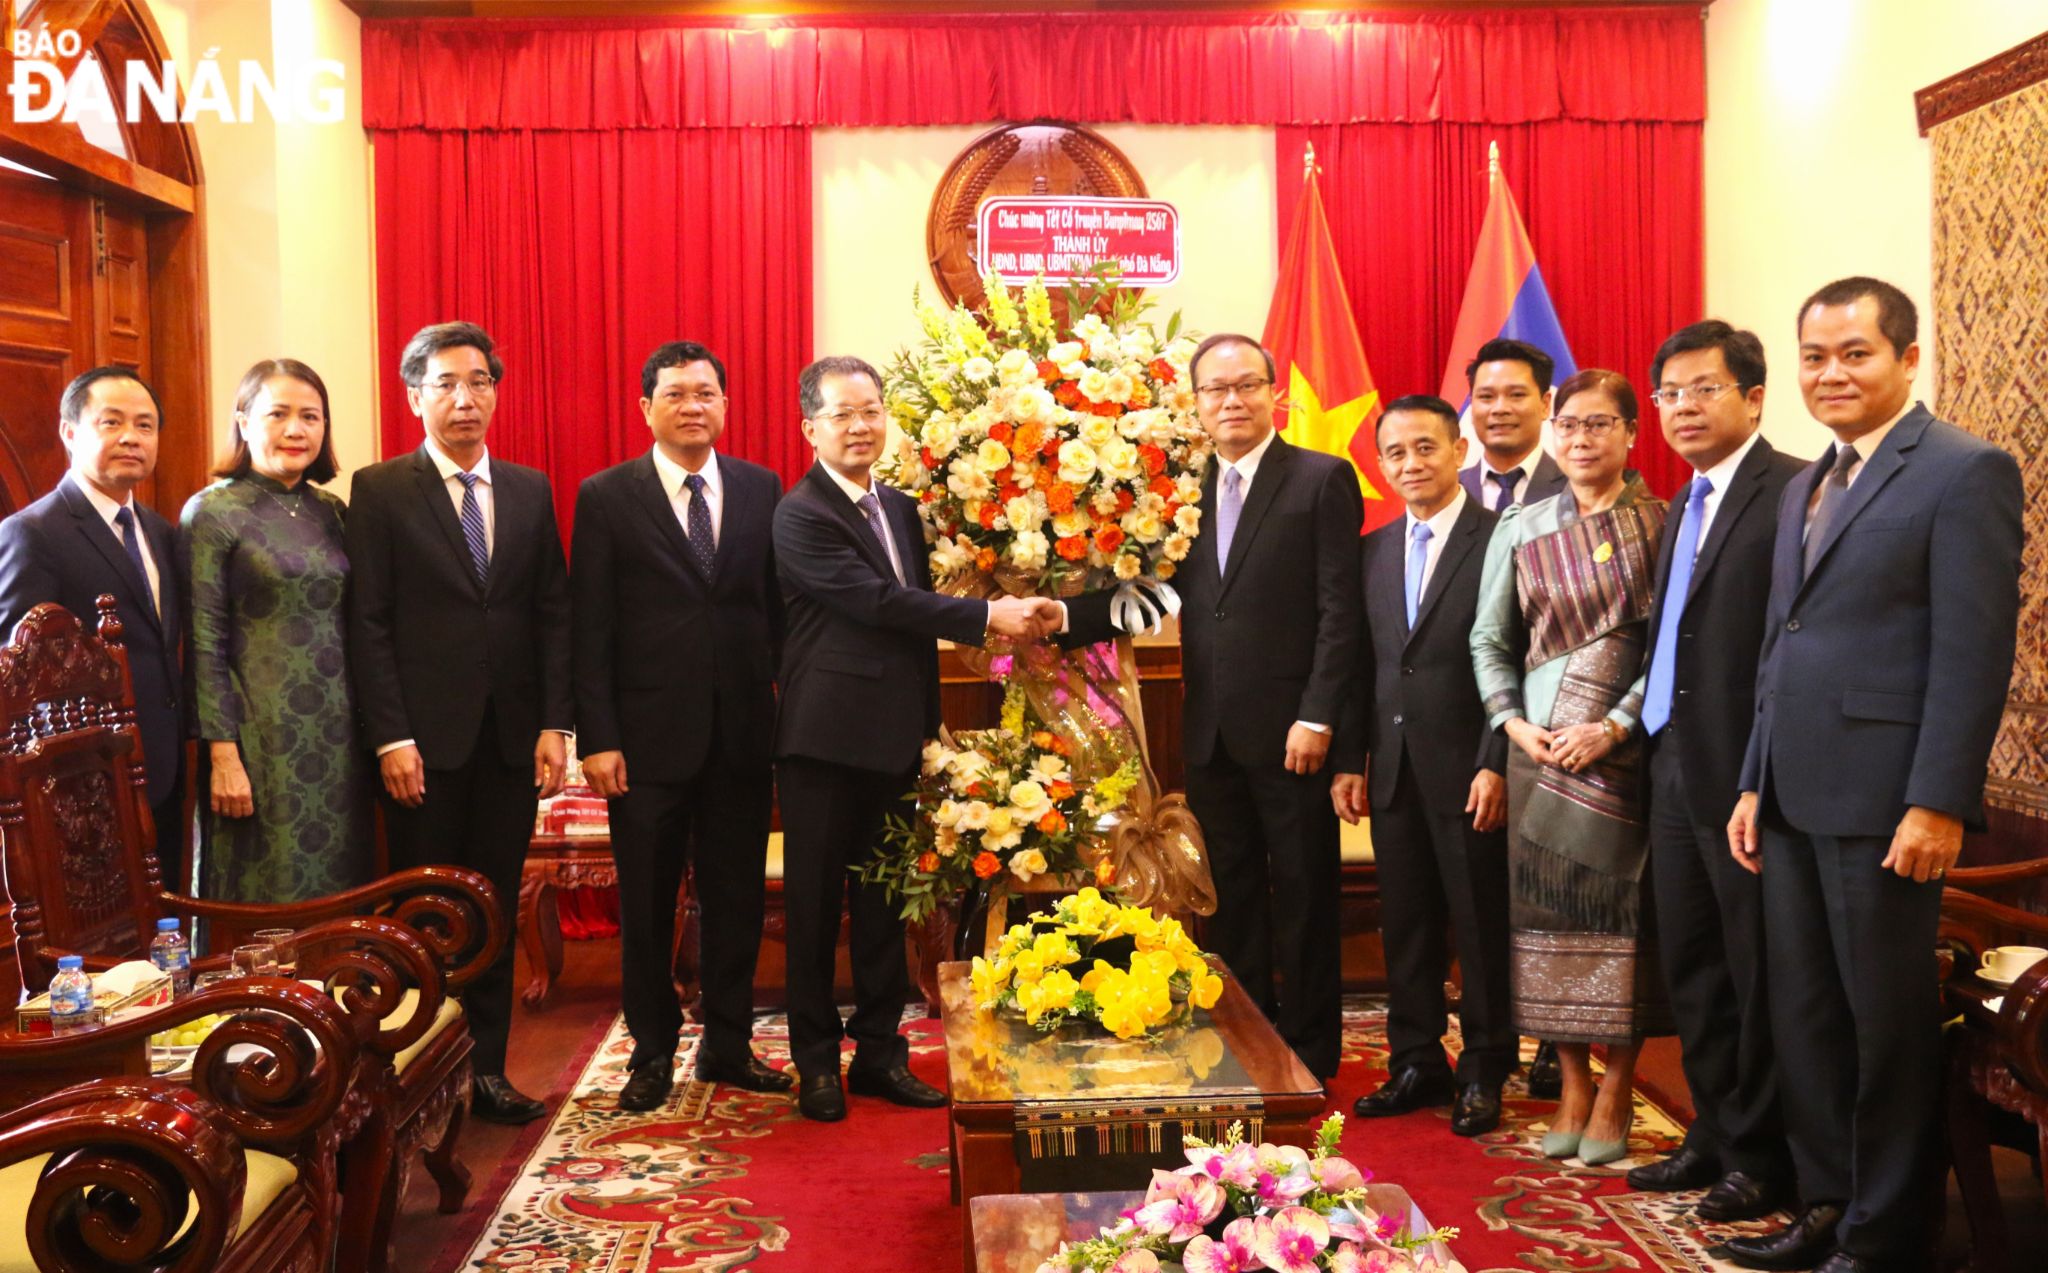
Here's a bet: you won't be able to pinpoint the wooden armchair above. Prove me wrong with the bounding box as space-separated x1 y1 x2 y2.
0 1077 313 1272
1936 861 2048 1273
0 599 506 1272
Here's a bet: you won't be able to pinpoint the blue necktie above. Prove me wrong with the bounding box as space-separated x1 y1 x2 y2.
857 491 903 584
112 505 156 616
1488 467 1521 514
682 473 717 575
1215 467 1244 574
1404 522 1433 629
1642 475 1710 736
455 471 489 587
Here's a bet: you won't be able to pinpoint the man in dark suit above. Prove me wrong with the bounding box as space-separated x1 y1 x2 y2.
572 341 791 1112
1625 322 1806 1222
1330 394 1509 1134
347 321 573 1125
1457 338 1569 514
0 367 183 864
772 355 1090 1122
1725 279 2023 1273
1176 333 1363 1080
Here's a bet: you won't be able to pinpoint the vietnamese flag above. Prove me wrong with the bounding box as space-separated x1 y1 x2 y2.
1438 143 1578 411
1262 149 1397 533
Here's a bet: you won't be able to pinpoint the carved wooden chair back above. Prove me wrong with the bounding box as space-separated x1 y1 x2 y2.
0 597 168 991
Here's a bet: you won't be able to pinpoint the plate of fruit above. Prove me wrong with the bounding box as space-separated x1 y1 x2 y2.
149 1013 230 1078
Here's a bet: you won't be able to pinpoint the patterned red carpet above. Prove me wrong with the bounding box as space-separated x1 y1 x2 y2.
442 1001 1790 1271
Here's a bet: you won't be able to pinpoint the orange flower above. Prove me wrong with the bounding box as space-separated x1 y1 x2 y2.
977 504 1000 529
1045 483 1078 514
1050 736 1072 756
1054 382 1083 408
1048 781 1075 801
1149 357 1177 383
1094 858 1118 886
1149 474 1176 499
999 481 1025 504
1115 487 1134 512
1014 423 1044 455
1055 535 1088 562
1140 444 1167 476
1090 400 1122 417
1037 360 1060 382
976 548 998 572
916 851 940 873
1031 730 1058 750
1037 810 1068 834
989 421 1014 445
921 447 941 470
1094 525 1125 554
1042 434 1064 459
972 851 1002 879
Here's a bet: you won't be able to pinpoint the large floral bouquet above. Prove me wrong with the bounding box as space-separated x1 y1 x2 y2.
861 687 1141 922
881 270 1211 594
1036 1115 1459 1273
970 887 1223 1038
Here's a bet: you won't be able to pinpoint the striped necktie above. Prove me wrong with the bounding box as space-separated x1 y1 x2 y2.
455 471 489 586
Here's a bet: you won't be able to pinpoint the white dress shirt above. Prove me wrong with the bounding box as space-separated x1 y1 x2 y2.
1466 447 1541 508
821 463 906 585
1684 429 1763 557
423 435 493 556
72 472 160 615
651 445 723 543
1403 487 1469 601
1214 429 1325 734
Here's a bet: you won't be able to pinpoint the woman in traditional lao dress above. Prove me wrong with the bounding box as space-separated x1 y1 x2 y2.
183 359 372 902
1471 368 1669 1165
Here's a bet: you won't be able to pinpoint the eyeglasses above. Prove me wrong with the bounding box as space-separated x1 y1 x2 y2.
1195 378 1273 404
1648 383 1736 408
660 389 724 406
814 407 886 428
1552 414 1631 439
421 375 497 398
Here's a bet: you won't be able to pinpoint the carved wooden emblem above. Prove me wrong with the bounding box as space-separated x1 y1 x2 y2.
926 121 1147 314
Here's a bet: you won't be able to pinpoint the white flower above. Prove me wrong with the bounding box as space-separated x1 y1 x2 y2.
1078 368 1112 403
1008 780 1051 814
1059 359 1089 380
1164 533 1193 562
959 800 993 830
1053 509 1093 539
1164 385 1197 413
923 416 961 458
1010 531 1050 572
932 798 965 828
1174 505 1202 535
1103 371 1135 404
1175 474 1204 504
1113 553 1143 580
1046 340 1084 366
1005 496 1044 532
1058 440 1098 484
947 466 994 501
929 536 975 578
922 741 956 776
984 826 1024 853
935 825 961 856
986 807 1015 837
1122 509 1165 543
1091 486 1121 516
1081 416 1117 449
950 750 991 788
1071 315 1111 346
996 347 1037 386
1119 330 1156 363
961 356 995 383
1118 408 1156 440
1031 753 1069 782
1007 849 1049 883
975 438 1013 474
1011 386 1055 423
1098 440 1142 482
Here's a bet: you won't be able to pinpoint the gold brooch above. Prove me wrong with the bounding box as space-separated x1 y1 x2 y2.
1593 541 1614 564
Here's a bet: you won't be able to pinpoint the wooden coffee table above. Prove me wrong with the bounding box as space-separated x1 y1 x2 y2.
966 1184 1459 1273
938 960 1323 1269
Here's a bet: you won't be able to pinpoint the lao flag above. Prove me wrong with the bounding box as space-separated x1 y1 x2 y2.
1439 146 1577 413
1263 151 1399 533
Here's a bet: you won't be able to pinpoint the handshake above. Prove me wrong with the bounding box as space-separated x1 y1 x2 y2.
987 596 1066 642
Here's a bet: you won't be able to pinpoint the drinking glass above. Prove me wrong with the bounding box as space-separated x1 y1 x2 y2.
230 944 277 978
254 928 298 978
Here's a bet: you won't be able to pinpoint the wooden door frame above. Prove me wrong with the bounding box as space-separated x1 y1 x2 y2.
0 0 210 518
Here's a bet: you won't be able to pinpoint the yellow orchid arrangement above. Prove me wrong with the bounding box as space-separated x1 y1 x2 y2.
972 888 1224 1038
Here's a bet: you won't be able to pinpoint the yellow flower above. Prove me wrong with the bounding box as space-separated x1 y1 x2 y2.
970 955 1011 1004
1189 968 1224 1010
976 438 1012 474
1017 968 1079 1023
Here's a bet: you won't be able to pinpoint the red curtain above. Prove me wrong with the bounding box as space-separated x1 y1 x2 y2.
371 127 813 525
1275 122 1703 497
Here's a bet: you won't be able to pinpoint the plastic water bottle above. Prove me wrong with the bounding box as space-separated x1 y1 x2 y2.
149 917 191 996
48 956 93 1037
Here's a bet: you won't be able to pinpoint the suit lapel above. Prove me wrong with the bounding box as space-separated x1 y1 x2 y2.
412 447 483 596
710 460 748 582
1683 439 1772 606
1406 498 1483 645
1219 435 1290 598
886 488 925 587
1799 415 1922 589
632 455 707 584
58 480 162 633
1367 529 1407 640
808 464 896 582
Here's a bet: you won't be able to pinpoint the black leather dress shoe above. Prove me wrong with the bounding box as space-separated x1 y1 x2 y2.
1716 1203 1843 1271
696 1053 795 1093
1526 1041 1562 1099
1810 1254 1879 1273
1626 1145 1719 1192
797 1072 845 1122
472 1074 546 1125
618 1058 674 1112
846 1062 947 1107
1352 1067 1456 1118
1450 1082 1502 1137
1695 1170 1792 1223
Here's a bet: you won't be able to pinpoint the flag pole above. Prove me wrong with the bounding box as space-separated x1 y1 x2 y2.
1302 140 1317 181
1487 139 1500 187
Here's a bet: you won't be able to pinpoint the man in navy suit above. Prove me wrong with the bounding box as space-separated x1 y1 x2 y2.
1456 338 1568 514
0 367 184 865
347 321 573 1125
771 355 1097 1122
1331 395 1509 1135
1625 322 1806 1221
573 341 791 1112
1725 279 2023 1273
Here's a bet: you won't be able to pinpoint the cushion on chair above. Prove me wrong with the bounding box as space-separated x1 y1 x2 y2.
0 1147 296 1269
766 832 784 882
1340 817 1375 865
305 981 464 1075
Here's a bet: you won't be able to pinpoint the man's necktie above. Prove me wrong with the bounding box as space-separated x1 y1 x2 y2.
1802 445 1860 577
456 471 490 587
112 505 156 616
1488 467 1522 514
1404 522 1433 629
1642 475 1710 736
682 473 717 575
1215 467 1244 574
857 491 904 584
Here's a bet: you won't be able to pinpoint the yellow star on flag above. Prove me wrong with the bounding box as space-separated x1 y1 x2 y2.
1286 365 1385 506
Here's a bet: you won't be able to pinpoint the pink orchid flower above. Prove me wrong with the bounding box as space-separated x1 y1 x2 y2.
1251 1206 1331 1273
1251 1165 1316 1209
1133 1170 1225 1243
1185 1142 1261 1189
1106 1251 1161 1273
1326 1206 1373 1245
1313 1155 1370 1192
1182 1217 1261 1273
